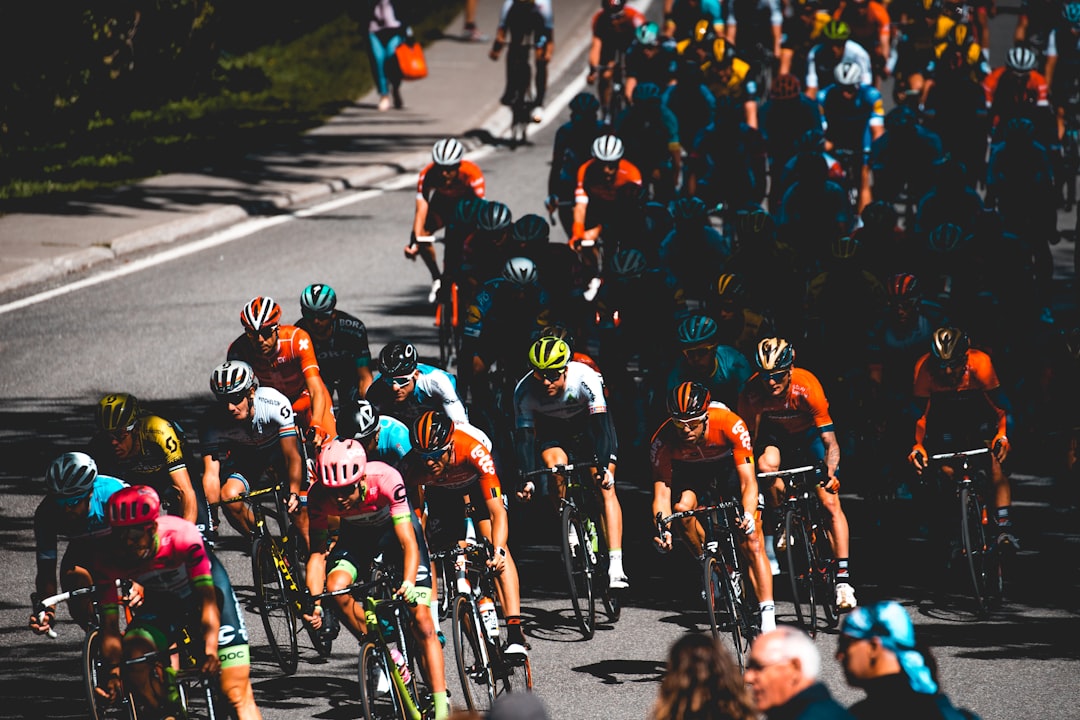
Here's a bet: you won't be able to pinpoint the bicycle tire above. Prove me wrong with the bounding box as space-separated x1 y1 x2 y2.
704 556 749 671
959 485 992 616
357 640 405 720
560 504 596 639
304 607 334 658
593 513 621 622
784 510 817 635
251 537 299 675
84 627 138 720
177 672 235 720
813 520 839 627
453 595 496 712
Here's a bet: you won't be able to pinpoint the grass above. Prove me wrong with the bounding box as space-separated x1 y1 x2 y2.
0 3 463 210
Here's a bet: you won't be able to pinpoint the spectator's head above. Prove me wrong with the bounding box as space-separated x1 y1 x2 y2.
650 633 757 720
745 627 822 713
837 600 938 694
489 691 550 720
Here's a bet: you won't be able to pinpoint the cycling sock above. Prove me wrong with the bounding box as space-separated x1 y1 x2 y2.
506 615 524 643
996 507 1012 526
759 602 776 632
837 558 850 580
433 690 450 720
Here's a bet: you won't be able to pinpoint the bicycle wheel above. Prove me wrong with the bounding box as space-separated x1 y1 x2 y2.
453 595 496 712
176 672 234 720
959 486 996 616
784 510 817 635
251 537 299 675
812 520 839 627
357 641 404 720
303 604 335 658
592 514 621 622
560 504 596 639
84 627 138 720
704 556 748 671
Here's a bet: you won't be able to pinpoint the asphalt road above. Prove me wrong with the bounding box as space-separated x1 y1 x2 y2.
3 8 1080 720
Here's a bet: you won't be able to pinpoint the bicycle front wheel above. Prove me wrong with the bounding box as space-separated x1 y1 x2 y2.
561 504 596 639
251 538 299 675
453 595 496 712
84 627 138 720
959 486 996 617
812 521 839 627
704 556 748 671
357 641 404 720
784 511 817 635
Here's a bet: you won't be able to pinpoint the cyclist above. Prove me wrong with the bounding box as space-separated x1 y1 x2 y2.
90 486 260 720
658 197 736 309
200 361 307 543
29 452 127 635
339 399 413 470
490 0 554 124
227 295 336 446
650 382 776 633
780 0 833 86
365 340 467 429
684 95 769 214
514 337 629 589
869 105 944 213
805 20 873 98
1043 3 1080 139
89 393 204 530
571 134 643 282
302 438 450 719
614 82 683 201
587 0 647 123
668 313 754 410
818 60 885 212
725 0 784 87
759 73 826 197
404 411 528 658
663 0 725 42
1014 0 1060 67
407 138 486 304
295 283 375 404
737 338 858 611
907 327 1017 548
699 38 763 129
704 272 774 360
832 0 892 86
547 92 605 237
461 199 518 292
624 21 679 101
665 52 721 155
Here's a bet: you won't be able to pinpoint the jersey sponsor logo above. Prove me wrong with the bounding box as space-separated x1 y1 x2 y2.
732 419 752 450
299 338 310 351
470 443 496 476
219 624 238 645
393 483 408 503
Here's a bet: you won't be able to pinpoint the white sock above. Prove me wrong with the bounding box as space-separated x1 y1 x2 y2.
760 602 776 633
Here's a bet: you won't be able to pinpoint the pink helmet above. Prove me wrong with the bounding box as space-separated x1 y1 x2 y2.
318 438 367 488
107 485 161 528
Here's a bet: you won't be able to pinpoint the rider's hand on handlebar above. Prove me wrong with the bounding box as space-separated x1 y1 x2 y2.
823 476 840 494
993 434 1010 463
654 530 673 554
738 511 757 536
96 672 123 702
404 243 420 260
396 580 422 605
303 605 324 630
487 546 508 573
29 608 55 635
121 580 147 609
516 480 535 502
908 445 928 474
200 647 222 675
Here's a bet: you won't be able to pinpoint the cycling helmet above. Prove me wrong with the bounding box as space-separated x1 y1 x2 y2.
453 196 483 226
1064 1 1080 26
770 73 802 100
931 326 969 366
710 38 735 65
512 213 551 246
317 437 368 489
834 61 863 87
342 400 381 441
603 0 626 12
633 82 664 105
822 20 851 42
887 273 921 301
411 410 455 453
928 223 965 253
715 273 747 300
860 200 898 231
210 360 258 397
539 322 576 353
831 235 860 260
672 196 709 223
96 393 140 434
591 134 625 162
676 314 719 348
1005 46 1037 73
756 337 795 371
636 21 661 47
476 200 513 233
569 91 601 117
378 340 419 377
300 283 337 318
502 256 539 286
610 248 648 278
240 296 282 332
46 452 99 497
735 205 774 236
432 138 465 166
528 336 571 370
1005 116 1036 140
668 382 712 422
691 19 716 44
107 485 161 528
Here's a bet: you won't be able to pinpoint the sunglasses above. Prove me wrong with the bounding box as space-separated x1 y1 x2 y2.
419 447 448 460
683 345 717 359
533 368 565 384
385 374 414 389
220 391 249 406
674 416 706 429
116 523 155 541
55 493 89 509
765 370 790 383
246 325 278 340
330 482 364 498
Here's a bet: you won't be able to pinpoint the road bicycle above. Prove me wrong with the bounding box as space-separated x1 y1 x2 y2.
760 464 839 636
656 499 760 671
431 528 533 712
434 279 462 370
316 568 435 720
502 36 549 146
928 447 1004 617
831 147 863 214
522 460 620 640
215 484 334 674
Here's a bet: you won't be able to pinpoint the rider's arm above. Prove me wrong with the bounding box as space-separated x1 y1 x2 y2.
196 581 221 664
587 36 602 78
735 461 760 521
201 454 222 507
169 466 199 524
394 514 421 588
589 410 618 474
280 434 305 500
32 501 60 600
819 427 842 484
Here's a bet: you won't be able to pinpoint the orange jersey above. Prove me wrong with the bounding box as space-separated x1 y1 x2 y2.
573 158 643 206
912 349 1000 397
649 404 755 486
228 325 322 404
405 423 502 499
737 367 834 437
982 66 1049 109
415 160 486 203
836 1 891 50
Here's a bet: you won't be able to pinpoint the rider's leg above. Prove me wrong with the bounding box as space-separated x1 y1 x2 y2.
220 665 261 720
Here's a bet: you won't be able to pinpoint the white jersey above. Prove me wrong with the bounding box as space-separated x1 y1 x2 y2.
199 386 298 456
513 361 607 428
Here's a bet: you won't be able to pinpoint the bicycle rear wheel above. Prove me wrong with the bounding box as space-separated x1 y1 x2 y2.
561 504 596 639
812 522 839 627
959 486 998 616
784 511 817 635
251 538 299 675
453 595 496 712
357 641 404 720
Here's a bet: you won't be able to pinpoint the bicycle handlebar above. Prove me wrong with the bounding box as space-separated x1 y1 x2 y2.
929 447 991 461
756 465 817 479
521 461 597 478
656 500 741 534
213 484 282 508
36 579 132 639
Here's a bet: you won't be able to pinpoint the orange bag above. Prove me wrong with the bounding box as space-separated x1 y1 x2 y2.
395 41 428 81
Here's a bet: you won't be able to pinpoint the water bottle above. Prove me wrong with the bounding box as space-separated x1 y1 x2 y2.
455 551 471 595
478 596 499 638
390 648 411 684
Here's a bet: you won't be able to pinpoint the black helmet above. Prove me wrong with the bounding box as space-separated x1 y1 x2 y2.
512 213 551 246
668 382 712 421
379 340 419 377
477 201 513 233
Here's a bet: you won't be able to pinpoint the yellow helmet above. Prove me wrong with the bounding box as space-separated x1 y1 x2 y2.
528 336 571 371
756 337 795 371
96 393 141 434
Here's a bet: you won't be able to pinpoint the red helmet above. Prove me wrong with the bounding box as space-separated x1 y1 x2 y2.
107 485 161 528
240 296 282 331
317 438 368 489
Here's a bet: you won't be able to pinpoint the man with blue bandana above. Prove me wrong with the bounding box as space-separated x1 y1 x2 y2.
837 601 982 719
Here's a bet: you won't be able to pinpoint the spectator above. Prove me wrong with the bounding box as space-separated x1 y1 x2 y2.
745 627 856 719
489 690 550 719
838 600 983 720
649 633 757 720
363 0 410 111
463 0 488 42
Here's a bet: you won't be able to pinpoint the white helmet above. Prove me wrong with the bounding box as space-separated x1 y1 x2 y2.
834 61 863 87
502 257 539 286
46 452 98 497
591 134 625 162
432 138 465 166
210 360 259 398
1005 46 1037 73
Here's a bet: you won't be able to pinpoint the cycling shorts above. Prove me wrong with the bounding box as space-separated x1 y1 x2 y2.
327 512 432 590
670 459 739 504
754 423 837 478
423 482 502 552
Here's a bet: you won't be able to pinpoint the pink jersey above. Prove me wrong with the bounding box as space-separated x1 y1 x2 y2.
308 460 412 530
91 515 213 606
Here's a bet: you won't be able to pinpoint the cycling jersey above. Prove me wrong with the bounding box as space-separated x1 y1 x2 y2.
34 474 127 563
667 345 755 410
782 10 832 82
198 387 298 480
573 157 644 206
90 415 187 482
497 0 554 41
625 38 679 87
415 160 486 205
737 367 835 437
591 7 646 56
835 0 891 59
296 310 372 395
405 422 502 497
727 0 784 50
1018 0 1060 53
368 362 467 426
666 0 725 41
514 361 610 431
759 94 826 170
308 460 413 536
367 415 413 468
463 277 550 344
817 82 885 154
650 404 756 489
549 118 605 196
912 349 1008 445
806 40 873 92
227 324 323 417
703 56 760 102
